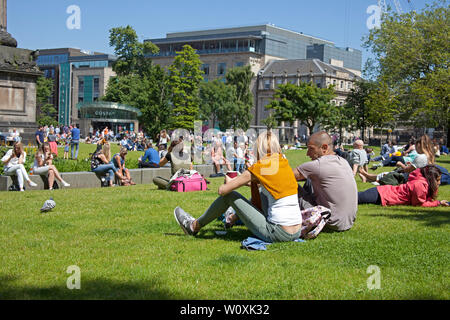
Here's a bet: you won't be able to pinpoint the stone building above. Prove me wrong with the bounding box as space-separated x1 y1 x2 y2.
255 58 361 138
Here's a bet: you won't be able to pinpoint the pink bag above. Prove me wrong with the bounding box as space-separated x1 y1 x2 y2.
169 172 207 192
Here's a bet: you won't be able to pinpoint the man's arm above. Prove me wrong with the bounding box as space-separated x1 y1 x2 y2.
293 167 306 181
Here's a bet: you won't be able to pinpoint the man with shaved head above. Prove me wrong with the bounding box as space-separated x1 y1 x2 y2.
293 131 358 231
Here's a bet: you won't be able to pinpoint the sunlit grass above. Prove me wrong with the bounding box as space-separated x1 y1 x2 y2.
0 148 448 299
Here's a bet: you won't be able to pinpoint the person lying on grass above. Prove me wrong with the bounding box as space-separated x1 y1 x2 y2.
360 135 434 186
174 130 303 243
358 165 449 207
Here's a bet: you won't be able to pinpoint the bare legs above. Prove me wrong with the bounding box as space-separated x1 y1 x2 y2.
358 167 378 183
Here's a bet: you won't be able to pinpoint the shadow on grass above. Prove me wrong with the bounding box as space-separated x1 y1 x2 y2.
368 207 450 228
0 275 188 300
165 228 253 242
436 158 450 165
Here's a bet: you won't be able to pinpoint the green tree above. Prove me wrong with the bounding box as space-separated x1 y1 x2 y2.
104 26 170 139
198 79 235 130
223 66 254 130
103 65 171 139
363 0 450 140
36 77 58 126
109 25 159 76
166 45 204 130
266 82 335 135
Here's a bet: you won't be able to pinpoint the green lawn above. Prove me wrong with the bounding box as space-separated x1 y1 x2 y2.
0 149 449 299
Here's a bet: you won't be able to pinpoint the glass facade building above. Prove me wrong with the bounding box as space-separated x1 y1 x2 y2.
306 44 362 72
36 48 117 125
146 25 334 59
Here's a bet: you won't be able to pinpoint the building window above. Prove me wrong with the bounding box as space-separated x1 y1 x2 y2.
316 79 322 88
333 79 337 86
202 64 209 76
347 82 352 89
78 97 84 103
93 77 100 94
289 79 296 84
276 78 283 86
78 77 84 94
264 79 270 90
217 63 226 76
340 81 344 89
235 61 244 67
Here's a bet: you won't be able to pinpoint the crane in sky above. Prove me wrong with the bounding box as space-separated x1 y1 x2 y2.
378 0 415 15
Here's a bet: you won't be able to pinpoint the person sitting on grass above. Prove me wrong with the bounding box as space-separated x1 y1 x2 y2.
33 142 70 189
347 139 369 182
91 142 127 187
1 142 37 191
358 165 449 207
153 139 193 189
211 139 232 174
293 131 358 232
112 147 136 186
372 135 434 170
174 130 303 243
138 141 160 168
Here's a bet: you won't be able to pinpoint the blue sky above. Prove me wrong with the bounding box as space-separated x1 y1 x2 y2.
8 0 431 66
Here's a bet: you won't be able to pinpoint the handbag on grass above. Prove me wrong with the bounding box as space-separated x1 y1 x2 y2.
168 169 207 192
300 205 331 240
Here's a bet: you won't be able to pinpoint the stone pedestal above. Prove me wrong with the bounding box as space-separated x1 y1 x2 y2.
0 45 42 144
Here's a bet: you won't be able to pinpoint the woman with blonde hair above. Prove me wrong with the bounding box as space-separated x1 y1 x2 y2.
174 130 303 243
2 142 37 191
90 142 126 187
33 142 70 189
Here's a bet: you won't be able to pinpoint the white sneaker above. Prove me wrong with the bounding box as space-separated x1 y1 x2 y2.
371 181 380 186
28 180 37 187
62 181 70 187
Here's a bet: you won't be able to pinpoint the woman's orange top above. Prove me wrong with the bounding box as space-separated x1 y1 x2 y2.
247 153 298 200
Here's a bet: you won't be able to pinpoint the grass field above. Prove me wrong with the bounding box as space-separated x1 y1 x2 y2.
0 148 449 300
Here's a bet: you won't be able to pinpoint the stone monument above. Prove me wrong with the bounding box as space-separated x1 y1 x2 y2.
0 0 42 144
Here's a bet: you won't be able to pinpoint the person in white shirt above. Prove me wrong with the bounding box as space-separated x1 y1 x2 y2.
233 141 245 173
1 142 37 191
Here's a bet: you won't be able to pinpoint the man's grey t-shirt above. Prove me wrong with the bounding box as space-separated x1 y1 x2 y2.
297 155 358 231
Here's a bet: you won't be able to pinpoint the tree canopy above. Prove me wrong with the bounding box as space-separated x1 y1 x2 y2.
363 0 449 138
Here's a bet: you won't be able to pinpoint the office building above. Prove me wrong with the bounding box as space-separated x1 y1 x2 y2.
307 44 362 76
146 24 363 129
36 48 117 126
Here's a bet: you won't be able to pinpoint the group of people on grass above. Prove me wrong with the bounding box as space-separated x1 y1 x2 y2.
174 131 449 244
3 130 448 244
